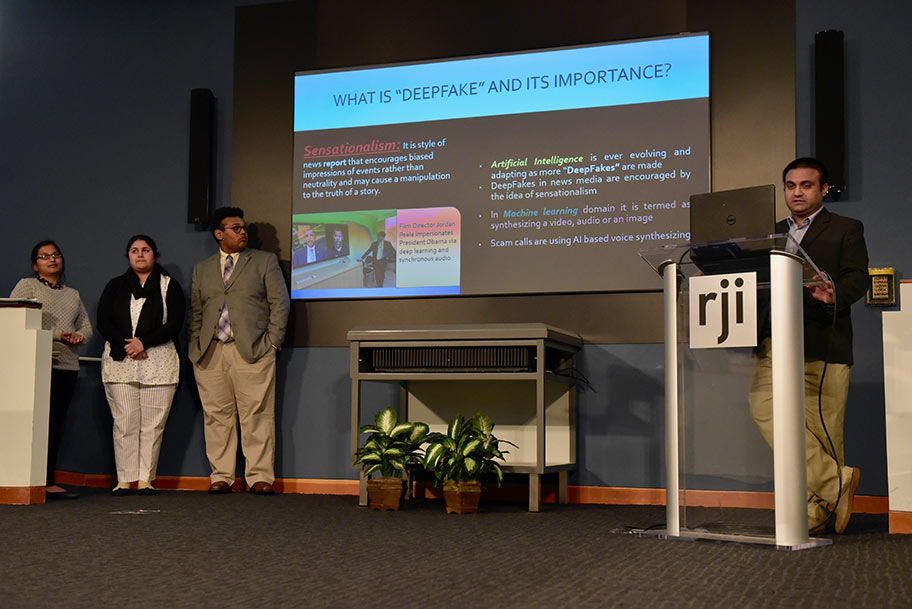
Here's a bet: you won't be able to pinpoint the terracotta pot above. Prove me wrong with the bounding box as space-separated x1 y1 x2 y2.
367 478 406 511
443 480 482 514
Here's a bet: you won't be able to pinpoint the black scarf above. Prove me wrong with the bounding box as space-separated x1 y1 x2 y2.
108 265 166 361
37 276 64 289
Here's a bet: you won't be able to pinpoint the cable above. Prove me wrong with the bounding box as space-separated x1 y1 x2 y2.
815 272 845 522
618 522 668 534
549 365 592 391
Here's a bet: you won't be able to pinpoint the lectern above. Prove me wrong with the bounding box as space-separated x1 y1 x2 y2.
0 300 53 504
639 235 832 550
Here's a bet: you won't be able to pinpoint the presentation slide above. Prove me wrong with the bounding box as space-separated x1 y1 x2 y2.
291 33 709 299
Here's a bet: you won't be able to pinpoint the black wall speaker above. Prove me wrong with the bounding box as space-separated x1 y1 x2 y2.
814 30 845 198
188 88 215 224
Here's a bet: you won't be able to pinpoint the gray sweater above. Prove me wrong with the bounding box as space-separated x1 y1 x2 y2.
10 278 93 371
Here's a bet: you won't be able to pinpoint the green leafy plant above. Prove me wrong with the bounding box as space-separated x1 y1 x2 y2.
355 408 429 479
422 413 515 485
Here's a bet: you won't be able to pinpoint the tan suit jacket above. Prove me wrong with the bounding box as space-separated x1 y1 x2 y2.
188 248 290 363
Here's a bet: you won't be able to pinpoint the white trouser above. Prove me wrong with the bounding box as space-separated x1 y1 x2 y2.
104 382 177 483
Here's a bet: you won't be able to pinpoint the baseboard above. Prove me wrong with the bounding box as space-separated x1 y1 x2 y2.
569 485 667 506
52 470 889 513
0 486 45 505
54 471 359 495
854 494 889 514
279 478 359 495
55 471 120 489
569 486 888 513
889 510 912 534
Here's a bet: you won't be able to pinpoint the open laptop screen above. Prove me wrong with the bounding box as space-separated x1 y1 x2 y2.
689 184 776 244
689 184 779 278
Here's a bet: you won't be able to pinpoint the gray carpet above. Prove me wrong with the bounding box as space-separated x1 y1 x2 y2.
1 488 909 608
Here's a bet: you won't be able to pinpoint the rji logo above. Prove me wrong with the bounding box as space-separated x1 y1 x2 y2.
689 272 758 349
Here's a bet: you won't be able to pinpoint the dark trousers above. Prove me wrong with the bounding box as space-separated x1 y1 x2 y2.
48 369 78 485
373 260 388 287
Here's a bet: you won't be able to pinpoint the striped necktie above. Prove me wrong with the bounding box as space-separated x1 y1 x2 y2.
216 255 234 342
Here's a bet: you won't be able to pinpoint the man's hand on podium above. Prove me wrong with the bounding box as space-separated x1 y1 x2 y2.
808 272 835 305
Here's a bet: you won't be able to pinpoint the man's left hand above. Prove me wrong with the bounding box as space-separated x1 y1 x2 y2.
808 273 835 305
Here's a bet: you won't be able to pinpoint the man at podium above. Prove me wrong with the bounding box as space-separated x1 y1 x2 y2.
749 157 869 535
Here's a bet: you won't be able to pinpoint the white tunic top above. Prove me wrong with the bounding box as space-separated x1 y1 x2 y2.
101 275 179 386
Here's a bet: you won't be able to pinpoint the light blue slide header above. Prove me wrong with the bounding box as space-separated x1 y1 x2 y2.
294 34 709 131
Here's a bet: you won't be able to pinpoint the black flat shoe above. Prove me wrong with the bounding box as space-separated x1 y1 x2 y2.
111 487 130 497
46 490 79 500
137 487 156 496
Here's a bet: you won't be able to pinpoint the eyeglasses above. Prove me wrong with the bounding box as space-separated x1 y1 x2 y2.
37 253 62 260
221 224 248 234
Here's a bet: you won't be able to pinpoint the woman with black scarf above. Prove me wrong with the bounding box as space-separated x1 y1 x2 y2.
97 235 185 496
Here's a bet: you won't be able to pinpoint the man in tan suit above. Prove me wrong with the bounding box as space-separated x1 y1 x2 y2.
189 207 290 495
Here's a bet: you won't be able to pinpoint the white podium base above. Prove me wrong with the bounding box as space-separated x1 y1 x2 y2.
636 528 832 551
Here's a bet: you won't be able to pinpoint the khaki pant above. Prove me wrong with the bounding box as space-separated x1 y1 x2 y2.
748 339 852 523
193 341 276 486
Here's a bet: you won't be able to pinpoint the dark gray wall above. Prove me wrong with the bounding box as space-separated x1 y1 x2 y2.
1 0 244 479
792 0 912 498
230 0 797 492
1 0 900 498
233 0 797 346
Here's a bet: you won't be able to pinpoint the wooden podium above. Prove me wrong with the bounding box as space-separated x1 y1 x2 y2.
0 300 53 504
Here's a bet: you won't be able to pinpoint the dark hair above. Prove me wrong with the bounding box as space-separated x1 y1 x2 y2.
782 157 829 186
30 239 65 275
125 234 160 258
210 206 245 238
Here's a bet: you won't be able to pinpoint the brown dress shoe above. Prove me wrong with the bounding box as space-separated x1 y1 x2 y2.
834 467 860 534
208 481 231 494
251 481 276 495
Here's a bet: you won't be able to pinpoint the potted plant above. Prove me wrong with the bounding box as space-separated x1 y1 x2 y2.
422 413 515 514
355 407 429 511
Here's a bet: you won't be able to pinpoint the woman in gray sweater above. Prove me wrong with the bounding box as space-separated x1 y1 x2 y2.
10 240 93 499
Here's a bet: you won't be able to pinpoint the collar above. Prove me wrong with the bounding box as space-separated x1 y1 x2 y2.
219 248 247 265
787 206 824 230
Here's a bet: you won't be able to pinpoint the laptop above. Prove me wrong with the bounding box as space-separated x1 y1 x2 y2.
688 184 780 277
